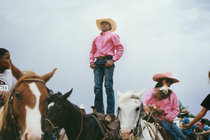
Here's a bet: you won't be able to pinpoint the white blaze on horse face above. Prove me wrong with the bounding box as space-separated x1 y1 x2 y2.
48 102 54 110
23 82 43 140
117 91 144 139
119 100 141 130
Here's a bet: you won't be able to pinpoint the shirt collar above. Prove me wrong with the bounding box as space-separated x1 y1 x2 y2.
100 31 110 35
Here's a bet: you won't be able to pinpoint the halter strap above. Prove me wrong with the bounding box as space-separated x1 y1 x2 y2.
22 78 45 84
45 118 56 128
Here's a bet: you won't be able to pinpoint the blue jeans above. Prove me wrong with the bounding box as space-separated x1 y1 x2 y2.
162 120 179 140
169 122 188 140
94 57 115 115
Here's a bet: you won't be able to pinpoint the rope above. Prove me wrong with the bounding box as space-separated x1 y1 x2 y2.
76 110 83 140
45 118 55 128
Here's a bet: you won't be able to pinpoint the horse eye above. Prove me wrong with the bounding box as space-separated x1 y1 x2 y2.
15 93 20 99
118 107 121 111
136 107 140 111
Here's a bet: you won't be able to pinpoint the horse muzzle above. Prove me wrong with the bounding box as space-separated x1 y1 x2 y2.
120 128 134 140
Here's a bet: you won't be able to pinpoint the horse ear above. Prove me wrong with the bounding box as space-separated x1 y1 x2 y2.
10 59 22 80
117 91 123 97
41 68 57 83
62 88 73 100
136 88 146 98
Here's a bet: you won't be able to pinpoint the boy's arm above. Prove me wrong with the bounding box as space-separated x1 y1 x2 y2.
89 39 97 63
183 107 207 129
111 34 124 62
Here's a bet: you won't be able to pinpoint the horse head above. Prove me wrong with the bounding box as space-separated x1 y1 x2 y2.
0 60 56 140
117 88 145 140
43 89 73 140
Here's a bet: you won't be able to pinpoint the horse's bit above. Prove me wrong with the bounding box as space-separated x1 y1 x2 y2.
7 78 45 140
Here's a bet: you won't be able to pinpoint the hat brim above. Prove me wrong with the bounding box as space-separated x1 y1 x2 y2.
80 107 85 109
96 18 117 32
180 112 190 115
153 73 180 83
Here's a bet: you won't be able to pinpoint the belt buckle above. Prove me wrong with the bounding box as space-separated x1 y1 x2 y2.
98 56 104 61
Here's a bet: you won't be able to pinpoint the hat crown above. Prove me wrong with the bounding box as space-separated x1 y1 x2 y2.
79 104 85 109
162 71 173 78
181 109 189 113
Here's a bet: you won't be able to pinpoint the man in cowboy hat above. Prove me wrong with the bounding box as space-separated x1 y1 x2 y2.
79 104 86 114
89 18 124 121
180 109 197 140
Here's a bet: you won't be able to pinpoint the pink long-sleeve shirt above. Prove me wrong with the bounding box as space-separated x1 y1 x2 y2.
143 88 180 122
89 31 124 63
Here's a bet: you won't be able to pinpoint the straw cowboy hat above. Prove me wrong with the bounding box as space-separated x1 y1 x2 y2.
153 71 180 83
180 109 190 115
96 18 117 32
79 104 85 109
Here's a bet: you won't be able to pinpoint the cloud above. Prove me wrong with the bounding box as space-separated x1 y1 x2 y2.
1 0 210 119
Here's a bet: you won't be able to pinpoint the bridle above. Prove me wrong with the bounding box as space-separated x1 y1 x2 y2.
45 118 59 138
117 95 144 138
7 78 45 140
44 96 84 140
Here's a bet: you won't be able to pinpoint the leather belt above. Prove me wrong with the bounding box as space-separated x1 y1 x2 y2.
97 55 113 61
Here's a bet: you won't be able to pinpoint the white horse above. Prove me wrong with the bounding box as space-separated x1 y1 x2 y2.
117 88 164 140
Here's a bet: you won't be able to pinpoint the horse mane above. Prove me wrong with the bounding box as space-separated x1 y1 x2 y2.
0 71 42 130
117 91 135 105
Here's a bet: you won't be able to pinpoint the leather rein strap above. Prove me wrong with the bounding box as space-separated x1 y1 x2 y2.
76 110 84 140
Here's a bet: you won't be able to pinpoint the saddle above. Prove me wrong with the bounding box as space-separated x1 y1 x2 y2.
143 115 170 140
91 107 120 140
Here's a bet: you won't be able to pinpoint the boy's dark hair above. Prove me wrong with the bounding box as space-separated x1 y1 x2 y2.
201 119 206 124
159 89 172 100
0 48 9 58
155 78 174 88
180 113 189 118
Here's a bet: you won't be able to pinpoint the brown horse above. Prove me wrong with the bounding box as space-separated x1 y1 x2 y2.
0 60 56 140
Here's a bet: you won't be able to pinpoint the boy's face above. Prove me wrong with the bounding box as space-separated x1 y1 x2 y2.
100 21 111 32
0 52 10 70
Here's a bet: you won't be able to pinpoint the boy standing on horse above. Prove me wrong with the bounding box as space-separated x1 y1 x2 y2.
89 18 124 121
0 48 16 102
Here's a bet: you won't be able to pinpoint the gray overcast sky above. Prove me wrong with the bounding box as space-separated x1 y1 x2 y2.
1 0 210 119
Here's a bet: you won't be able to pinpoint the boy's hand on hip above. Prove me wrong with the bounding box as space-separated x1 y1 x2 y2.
90 62 96 69
105 60 114 67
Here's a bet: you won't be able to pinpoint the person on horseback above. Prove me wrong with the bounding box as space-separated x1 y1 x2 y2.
79 104 86 114
89 18 124 121
143 71 188 140
195 119 207 132
0 48 16 103
183 71 210 140
179 109 197 140
145 84 179 140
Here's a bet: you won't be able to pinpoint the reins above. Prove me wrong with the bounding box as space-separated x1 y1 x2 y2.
76 110 84 140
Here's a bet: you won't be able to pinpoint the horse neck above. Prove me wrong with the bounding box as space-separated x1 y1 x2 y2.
0 105 18 139
63 100 84 139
